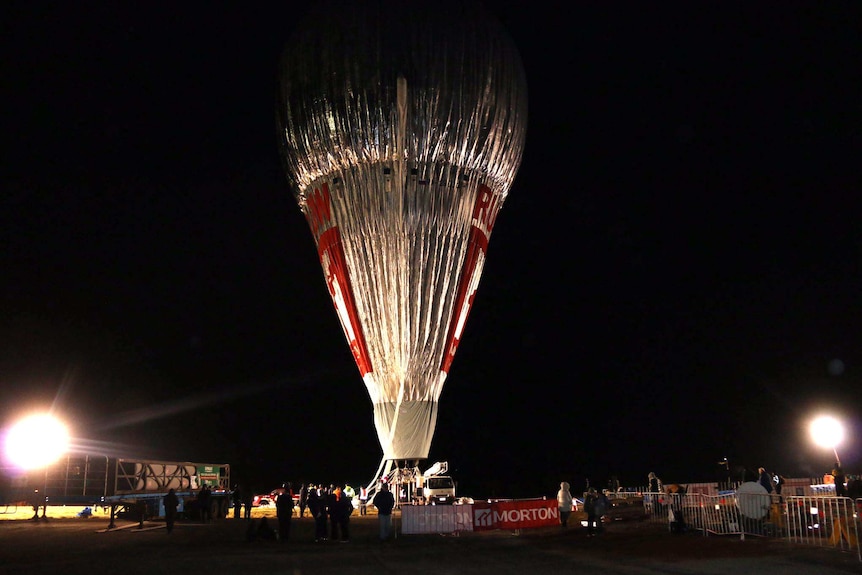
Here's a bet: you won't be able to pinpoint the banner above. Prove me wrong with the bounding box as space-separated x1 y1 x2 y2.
402 499 559 534
401 505 474 534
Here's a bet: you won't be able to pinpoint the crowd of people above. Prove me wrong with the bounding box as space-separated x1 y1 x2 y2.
231 481 396 544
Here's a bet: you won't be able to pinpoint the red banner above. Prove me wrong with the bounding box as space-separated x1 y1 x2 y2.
471 499 559 531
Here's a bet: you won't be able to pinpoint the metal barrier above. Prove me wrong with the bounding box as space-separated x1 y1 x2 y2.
786 496 860 562
639 491 861 562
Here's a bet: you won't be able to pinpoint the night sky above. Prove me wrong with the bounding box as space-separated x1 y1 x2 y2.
3 1 860 498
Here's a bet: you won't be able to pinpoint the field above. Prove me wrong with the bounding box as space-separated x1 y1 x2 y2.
2 503 860 575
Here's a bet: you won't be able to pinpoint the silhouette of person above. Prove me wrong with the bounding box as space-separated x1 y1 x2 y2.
648 472 662 493
298 483 309 518
373 483 395 541
255 516 277 540
556 481 573 528
232 485 242 519
647 472 664 515
164 488 179 533
832 463 847 497
773 472 786 501
595 490 610 534
584 488 599 536
328 485 351 542
758 467 774 494
243 485 253 520
276 488 294 543
308 485 328 542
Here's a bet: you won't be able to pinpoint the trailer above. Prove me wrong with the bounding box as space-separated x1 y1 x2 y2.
0 455 231 528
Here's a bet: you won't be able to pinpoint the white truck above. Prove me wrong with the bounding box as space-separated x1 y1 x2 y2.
420 461 456 504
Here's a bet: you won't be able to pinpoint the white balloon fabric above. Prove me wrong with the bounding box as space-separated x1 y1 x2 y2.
277 0 527 460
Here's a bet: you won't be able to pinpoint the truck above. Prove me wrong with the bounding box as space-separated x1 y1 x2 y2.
419 461 457 505
422 475 457 504
0 454 231 528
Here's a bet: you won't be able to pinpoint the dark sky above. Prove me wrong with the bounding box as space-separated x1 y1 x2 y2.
2 1 861 497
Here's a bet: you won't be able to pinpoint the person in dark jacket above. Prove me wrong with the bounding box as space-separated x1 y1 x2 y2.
584 488 598 536
163 488 180 533
372 483 396 541
832 464 847 497
758 467 774 494
298 483 309 518
242 485 254 520
308 486 328 542
276 489 294 543
198 485 211 522
328 485 351 542
232 485 242 519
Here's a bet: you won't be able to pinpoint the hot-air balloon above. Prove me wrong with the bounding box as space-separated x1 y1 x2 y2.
275 0 527 499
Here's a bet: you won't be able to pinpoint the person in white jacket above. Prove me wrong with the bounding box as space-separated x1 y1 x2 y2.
556 481 574 528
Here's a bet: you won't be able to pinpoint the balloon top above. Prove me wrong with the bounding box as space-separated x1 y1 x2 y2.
276 0 528 202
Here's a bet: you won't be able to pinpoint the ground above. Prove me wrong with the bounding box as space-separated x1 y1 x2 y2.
1 506 859 574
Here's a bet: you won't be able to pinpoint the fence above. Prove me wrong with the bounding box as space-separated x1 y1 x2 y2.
636 490 861 562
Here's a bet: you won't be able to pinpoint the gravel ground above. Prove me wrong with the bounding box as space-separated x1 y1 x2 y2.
1 511 859 575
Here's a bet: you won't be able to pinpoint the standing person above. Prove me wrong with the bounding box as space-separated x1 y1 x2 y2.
595 490 610 534
832 463 847 497
648 472 662 494
198 485 211 522
647 471 663 516
232 485 243 519
556 481 574 529
359 485 369 515
584 488 598 537
328 485 351 542
243 485 254 520
164 488 179 534
298 483 309 518
758 467 774 493
309 486 328 542
773 472 786 501
276 489 294 544
373 483 395 541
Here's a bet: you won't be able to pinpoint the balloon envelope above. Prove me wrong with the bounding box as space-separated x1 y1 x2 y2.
276 0 527 460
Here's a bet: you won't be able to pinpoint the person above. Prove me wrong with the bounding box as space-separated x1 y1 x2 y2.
595 490 610 534
373 483 395 541
197 485 211 522
308 485 328 542
243 485 254 520
832 463 847 497
583 488 598 536
556 481 573 528
328 485 351 542
77 506 93 518
359 485 369 515
647 471 664 516
344 483 356 501
164 488 179 534
276 488 294 543
298 483 308 518
758 467 774 494
773 472 786 500
648 472 662 494
232 485 243 519
248 516 277 541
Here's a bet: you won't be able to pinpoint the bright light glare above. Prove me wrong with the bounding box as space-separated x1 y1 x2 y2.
809 415 844 449
4 414 70 469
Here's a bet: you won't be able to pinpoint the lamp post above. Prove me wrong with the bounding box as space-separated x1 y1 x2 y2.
809 415 844 467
